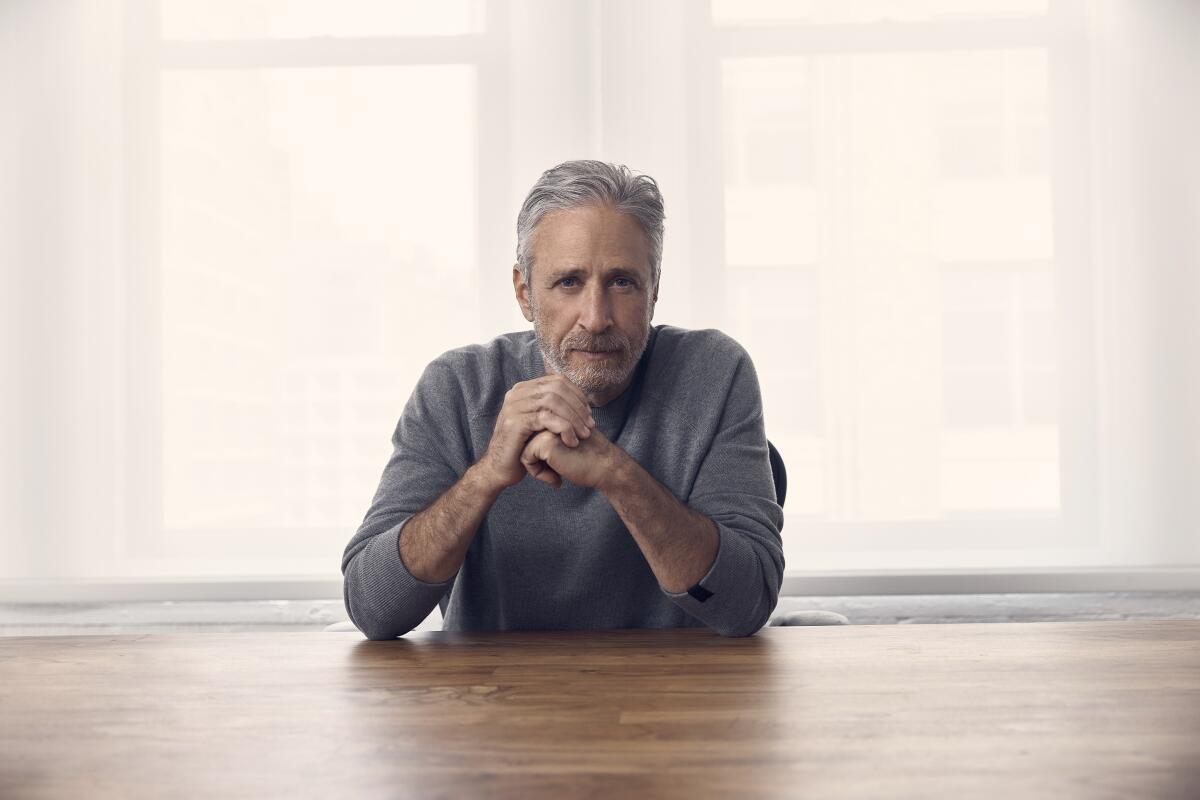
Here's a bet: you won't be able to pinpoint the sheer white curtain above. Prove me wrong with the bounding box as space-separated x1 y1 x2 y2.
1 0 1197 599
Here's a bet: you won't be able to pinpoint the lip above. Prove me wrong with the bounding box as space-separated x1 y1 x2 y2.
572 349 617 360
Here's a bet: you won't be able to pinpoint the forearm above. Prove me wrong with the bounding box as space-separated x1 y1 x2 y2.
599 449 720 593
399 461 506 583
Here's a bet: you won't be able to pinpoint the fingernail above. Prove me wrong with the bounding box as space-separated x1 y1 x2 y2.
588 416 596 427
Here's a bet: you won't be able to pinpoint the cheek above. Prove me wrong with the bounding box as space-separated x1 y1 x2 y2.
617 297 652 324
534 305 571 339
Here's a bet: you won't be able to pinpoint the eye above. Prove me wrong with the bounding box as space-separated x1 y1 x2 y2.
613 277 634 288
558 277 578 288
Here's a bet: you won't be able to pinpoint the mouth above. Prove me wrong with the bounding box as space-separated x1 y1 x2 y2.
572 349 617 360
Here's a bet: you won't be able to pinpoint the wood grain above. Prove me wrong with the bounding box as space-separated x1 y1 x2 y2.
1 621 1198 799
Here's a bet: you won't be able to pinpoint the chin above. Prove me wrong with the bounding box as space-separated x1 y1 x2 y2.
567 364 633 395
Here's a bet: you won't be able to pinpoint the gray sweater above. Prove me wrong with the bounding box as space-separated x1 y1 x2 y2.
340 324 784 638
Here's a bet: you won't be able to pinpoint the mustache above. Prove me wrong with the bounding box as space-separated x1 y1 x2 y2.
560 332 631 353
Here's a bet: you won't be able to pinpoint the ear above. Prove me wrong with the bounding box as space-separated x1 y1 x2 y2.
513 265 534 322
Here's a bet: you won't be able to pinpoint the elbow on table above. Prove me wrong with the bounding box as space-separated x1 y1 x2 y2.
712 598 775 637
343 595 415 641
349 613 409 641
342 561 422 640
714 616 770 638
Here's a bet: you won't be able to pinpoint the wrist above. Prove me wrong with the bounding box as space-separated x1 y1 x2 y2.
468 459 511 497
597 443 635 495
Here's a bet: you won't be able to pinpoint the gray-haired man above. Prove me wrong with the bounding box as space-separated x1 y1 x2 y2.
341 160 784 638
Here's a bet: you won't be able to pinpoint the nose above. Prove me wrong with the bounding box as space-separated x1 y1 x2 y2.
579 282 613 333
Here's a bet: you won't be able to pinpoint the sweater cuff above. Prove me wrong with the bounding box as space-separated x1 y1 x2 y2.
659 520 734 603
368 519 457 600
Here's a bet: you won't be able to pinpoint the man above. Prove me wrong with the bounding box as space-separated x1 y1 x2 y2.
341 160 784 639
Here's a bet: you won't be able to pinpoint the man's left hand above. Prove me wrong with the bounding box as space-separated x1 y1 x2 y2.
520 425 620 490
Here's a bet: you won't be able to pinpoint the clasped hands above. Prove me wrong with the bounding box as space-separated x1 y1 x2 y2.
480 374 622 491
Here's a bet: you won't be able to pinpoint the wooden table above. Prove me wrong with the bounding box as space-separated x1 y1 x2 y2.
2 621 1198 799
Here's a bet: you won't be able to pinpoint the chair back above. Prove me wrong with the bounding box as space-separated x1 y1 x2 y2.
767 439 786 507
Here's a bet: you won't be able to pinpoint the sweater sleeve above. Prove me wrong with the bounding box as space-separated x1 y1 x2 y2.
660 346 786 637
340 359 469 640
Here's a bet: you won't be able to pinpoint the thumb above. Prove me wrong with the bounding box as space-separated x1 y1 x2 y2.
521 432 561 488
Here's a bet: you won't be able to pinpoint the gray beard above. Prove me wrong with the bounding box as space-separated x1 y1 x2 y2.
532 304 652 397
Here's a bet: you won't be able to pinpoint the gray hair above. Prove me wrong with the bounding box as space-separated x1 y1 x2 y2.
515 159 665 290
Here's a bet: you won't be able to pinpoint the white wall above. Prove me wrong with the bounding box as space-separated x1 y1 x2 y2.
1089 0 1200 565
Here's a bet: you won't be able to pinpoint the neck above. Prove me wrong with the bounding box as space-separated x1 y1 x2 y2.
586 377 634 408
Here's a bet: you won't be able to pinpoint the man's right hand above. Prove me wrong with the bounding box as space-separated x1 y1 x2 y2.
478 374 597 489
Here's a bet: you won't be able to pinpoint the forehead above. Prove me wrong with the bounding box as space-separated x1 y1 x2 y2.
530 205 652 277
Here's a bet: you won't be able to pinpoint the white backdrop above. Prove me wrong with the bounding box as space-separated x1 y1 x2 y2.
1 0 1198 597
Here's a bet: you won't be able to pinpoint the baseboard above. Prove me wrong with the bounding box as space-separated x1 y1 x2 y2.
2 566 1199 603
782 566 1200 595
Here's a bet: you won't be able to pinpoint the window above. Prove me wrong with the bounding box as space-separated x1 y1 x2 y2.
11 0 1194 598
121 0 501 577
688 0 1094 569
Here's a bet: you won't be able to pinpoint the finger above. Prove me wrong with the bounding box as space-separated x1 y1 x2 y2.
513 376 595 438
535 389 593 440
537 375 594 428
530 464 562 489
547 375 598 430
519 398 583 445
521 435 562 488
531 408 580 447
520 430 554 465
